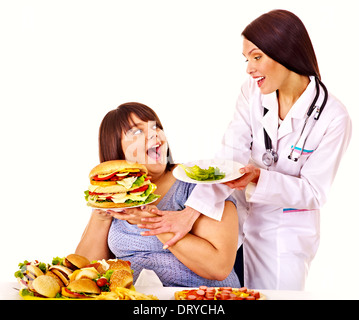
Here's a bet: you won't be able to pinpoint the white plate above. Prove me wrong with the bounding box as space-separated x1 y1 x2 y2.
172 159 245 184
90 197 158 211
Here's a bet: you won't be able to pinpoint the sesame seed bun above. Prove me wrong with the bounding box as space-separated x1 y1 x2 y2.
107 259 132 273
89 160 147 179
109 270 133 291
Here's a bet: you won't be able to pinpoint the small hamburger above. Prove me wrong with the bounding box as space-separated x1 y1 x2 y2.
110 269 133 291
61 279 101 298
69 267 99 282
84 160 160 208
31 275 61 298
47 265 73 286
63 254 90 270
14 261 46 290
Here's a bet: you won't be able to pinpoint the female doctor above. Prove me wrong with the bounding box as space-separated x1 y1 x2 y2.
133 10 352 290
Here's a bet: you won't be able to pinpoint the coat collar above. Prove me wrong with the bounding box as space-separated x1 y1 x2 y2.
260 76 317 142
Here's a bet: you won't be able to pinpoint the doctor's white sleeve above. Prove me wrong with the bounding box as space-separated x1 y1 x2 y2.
246 110 352 209
185 81 253 221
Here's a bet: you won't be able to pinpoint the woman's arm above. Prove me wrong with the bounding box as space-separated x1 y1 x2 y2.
75 209 113 261
155 201 238 281
106 202 238 280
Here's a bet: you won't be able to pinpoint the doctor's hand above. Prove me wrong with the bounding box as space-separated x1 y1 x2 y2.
106 206 158 225
223 164 261 190
137 206 201 249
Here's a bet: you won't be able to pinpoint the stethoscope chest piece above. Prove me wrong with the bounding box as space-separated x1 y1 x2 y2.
262 149 278 167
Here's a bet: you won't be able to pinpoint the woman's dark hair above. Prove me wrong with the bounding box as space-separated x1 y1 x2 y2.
98 102 175 171
242 9 320 79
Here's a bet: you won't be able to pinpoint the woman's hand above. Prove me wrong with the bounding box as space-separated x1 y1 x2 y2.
137 206 201 249
223 164 261 190
92 209 114 221
106 205 159 225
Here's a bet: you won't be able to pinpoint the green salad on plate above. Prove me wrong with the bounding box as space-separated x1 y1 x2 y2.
179 164 225 181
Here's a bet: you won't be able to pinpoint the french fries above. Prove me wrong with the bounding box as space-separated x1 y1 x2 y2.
114 287 158 300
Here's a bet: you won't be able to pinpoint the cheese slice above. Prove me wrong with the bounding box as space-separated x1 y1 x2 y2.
115 176 137 189
111 192 148 204
97 168 140 179
111 193 127 203
116 172 129 177
111 197 127 204
126 193 148 201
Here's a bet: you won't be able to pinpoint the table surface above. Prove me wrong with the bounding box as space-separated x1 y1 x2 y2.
1 282 357 300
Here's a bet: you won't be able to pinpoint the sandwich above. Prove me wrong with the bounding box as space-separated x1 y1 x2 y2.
110 270 133 291
14 261 46 290
63 254 90 270
47 265 73 286
61 279 101 298
107 259 133 290
30 275 61 298
94 258 133 291
84 160 160 208
69 267 99 282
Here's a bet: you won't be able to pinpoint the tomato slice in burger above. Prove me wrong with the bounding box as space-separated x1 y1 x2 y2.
64 288 86 298
130 185 149 193
93 172 118 181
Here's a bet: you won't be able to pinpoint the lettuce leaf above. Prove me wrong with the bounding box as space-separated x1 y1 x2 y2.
131 175 146 189
125 193 160 205
179 164 225 181
52 256 64 266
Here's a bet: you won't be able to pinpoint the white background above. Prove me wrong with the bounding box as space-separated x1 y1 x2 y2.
1 0 358 296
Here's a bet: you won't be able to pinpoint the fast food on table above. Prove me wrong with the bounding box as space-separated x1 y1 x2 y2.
84 160 160 209
14 253 157 300
174 286 265 300
14 254 263 300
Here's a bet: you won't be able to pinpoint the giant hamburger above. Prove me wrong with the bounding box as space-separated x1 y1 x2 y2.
85 160 160 208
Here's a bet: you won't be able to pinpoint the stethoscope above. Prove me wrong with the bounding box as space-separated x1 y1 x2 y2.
262 77 328 167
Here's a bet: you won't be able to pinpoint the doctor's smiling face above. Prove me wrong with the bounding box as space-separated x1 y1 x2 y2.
243 38 292 95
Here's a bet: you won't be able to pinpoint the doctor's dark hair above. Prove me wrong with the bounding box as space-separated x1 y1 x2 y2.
98 102 175 171
242 10 321 79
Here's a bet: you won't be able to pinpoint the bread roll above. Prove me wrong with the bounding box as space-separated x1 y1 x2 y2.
32 275 61 298
110 270 133 291
89 160 147 179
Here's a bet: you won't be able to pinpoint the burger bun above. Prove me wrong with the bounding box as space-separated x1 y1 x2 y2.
49 265 73 286
63 254 90 270
110 269 133 290
87 199 137 209
32 275 61 298
62 279 101 298
89 160 147 179
69 267 99 282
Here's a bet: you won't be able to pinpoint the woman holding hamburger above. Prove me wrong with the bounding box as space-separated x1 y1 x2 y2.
76 102 241 287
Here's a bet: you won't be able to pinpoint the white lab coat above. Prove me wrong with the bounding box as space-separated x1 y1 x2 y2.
185 76 352 290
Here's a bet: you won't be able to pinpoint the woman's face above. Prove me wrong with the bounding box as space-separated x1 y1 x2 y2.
121 113 168 176
242 38 291 95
